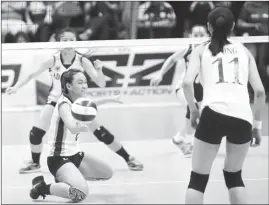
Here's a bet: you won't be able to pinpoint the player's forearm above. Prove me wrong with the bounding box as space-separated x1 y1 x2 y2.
14 74 34 89
253 90 266 121
69 122 89 134
93 96 120 106
183 83 197 111
159 58 175 76
94 71 106 88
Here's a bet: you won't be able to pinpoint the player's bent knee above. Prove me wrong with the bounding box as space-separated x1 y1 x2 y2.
188 171 209 193
94 126 114 145
29 127 46 145
223 170 245 189
68 187 88 203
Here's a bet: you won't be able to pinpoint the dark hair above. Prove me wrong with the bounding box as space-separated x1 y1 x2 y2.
208 7 234 56
56 27 77 41
191 24 208 34
61 69 84 94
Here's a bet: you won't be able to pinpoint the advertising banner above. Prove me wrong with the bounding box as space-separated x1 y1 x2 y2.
2 45 188 108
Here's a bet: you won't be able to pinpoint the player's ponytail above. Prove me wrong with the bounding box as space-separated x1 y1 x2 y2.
61 69 84 94
208 7 234 56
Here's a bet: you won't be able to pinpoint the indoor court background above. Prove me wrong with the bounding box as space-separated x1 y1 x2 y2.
1 1 269 204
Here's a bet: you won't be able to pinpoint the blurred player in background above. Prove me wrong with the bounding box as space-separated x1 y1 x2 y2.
30 69 123 202
6 27 143 174
183 7 265 204
150 25 209 156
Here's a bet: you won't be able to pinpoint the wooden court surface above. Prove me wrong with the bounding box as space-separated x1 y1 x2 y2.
2 137 268 204
2 104 268 203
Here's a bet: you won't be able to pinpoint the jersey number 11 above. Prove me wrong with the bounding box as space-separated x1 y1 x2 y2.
213 56 242 85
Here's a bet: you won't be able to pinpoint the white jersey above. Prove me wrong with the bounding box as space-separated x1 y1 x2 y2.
48 94 81 156
175 44 201 90
200 40 253 124
48 51 84 102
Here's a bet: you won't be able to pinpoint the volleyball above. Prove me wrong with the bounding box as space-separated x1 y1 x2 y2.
71 98 97 123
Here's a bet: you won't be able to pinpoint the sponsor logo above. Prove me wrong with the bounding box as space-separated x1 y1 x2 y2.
88 53 175 87
1 64 21 93
36 52 177 104
86 53 176 97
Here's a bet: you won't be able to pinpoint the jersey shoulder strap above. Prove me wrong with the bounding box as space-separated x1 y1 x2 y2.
183 44 192 62
58 94 72 110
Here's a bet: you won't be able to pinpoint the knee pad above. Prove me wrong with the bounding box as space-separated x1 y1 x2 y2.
68 187 87 203
188 171 209 193
30 127 46 145
223 170 245 189
93 126 114 145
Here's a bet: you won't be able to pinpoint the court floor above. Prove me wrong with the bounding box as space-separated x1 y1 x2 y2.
2 137 268 204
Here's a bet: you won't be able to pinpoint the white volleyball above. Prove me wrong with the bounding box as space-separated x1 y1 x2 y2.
71 98 97 123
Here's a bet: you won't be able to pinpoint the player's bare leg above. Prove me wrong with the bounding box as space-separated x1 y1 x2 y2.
89 121 144 171
20 104 54 174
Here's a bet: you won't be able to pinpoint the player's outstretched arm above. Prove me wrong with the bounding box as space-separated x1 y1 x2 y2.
150 48 189 86
92 95 122 106
59 102 89 134
182 46 200 110
5 56 55 95
182 46 201 128
81 57 106 88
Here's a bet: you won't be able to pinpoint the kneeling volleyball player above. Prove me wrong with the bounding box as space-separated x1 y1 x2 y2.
30 69 122 202
6 27 142 173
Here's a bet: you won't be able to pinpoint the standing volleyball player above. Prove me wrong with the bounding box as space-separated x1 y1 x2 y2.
6 27 143 173
30 69 123 202
150 25 209 156
183 7 265 204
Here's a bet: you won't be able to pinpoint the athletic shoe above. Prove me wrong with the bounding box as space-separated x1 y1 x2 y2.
172 135 187 153
127 156 144 171
19 160 41 174
182 142 193 157
172 136 185 146
30 176 47 200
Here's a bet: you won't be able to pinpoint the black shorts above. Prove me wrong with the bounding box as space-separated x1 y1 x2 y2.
195 106 252 145
185 82 203 119
47 152 84 177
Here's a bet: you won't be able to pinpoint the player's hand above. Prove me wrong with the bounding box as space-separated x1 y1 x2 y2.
110 94 123 104
94 59 103 71
250 128 262 147
190 109 200 129
76 122 90 132
150 74 163 86
5 86 17 95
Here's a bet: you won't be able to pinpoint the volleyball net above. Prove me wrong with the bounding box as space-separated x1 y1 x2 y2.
2 36 269 113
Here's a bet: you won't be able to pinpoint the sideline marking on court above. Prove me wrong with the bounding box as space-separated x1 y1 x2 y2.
6 178 269 190
2 136 269 148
